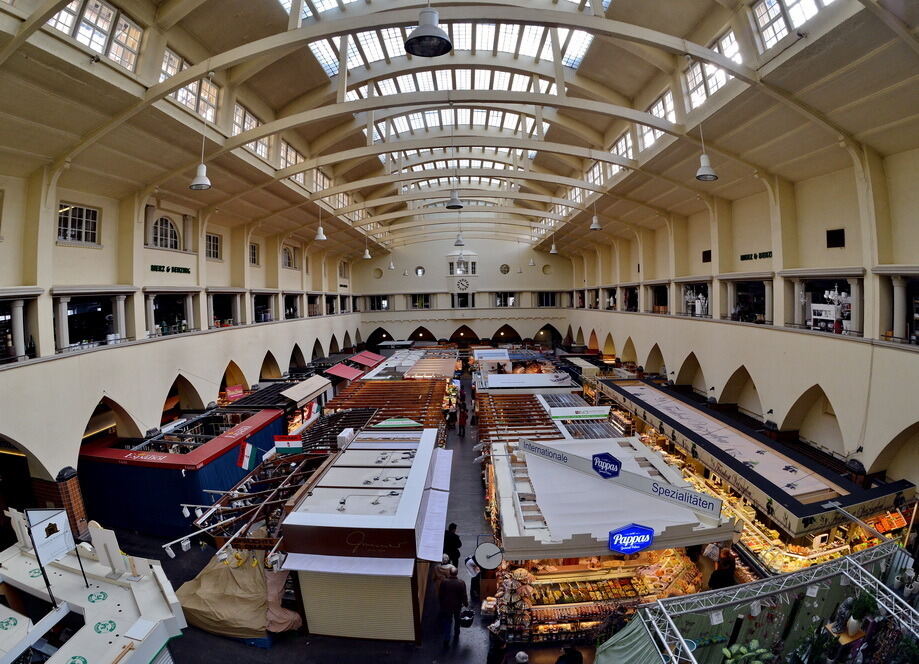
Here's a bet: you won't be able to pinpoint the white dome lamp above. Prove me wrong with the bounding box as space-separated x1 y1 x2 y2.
549 233 559 254
189 73 215 191
404 4 452 58
589 201 602 231
446 189 464 210
696 123 719 182
387 258 395 270
454 231 465 247
314 207 327 241
362 236 372 260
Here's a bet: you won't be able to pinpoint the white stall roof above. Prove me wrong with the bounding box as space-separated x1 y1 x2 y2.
474 349 510 361
486 373 573 388
281 375 331 406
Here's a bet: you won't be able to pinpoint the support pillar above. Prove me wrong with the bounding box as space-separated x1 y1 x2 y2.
726 281 737 317
847 278 862 335
764 280 773 324
231 294 241 325
145 293 156 336
31 468 88 539
55 297 70 351
892 276 908 341
793 279 805 326
113 295 127 339
184 293 194 330
207 293 214 328
10 300 25 359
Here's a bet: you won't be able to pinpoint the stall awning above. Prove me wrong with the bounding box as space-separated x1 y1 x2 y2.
325 364 363 381
280 375 331 408
283 553 414 577
595 616 664 664
416 488 450 562
350 351 385 367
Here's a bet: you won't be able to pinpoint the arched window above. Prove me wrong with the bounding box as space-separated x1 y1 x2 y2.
152 217 180 249
282 247 296 269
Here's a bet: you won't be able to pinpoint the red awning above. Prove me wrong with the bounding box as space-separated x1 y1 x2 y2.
350 351 385 367
325 363 364 381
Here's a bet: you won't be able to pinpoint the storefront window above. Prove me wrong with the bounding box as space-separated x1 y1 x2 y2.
65 295 113 346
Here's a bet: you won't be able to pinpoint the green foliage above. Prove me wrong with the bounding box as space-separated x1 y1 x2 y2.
721 639 774 664
850 592 877 620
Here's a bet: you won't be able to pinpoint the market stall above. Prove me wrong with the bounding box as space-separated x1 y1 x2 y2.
598 379 916 574
224 375 332 435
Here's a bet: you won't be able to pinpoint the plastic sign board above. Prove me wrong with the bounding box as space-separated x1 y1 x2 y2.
592 452 622 479
25 509 75 567
549 406 611 420
608 523 655 554
225 385 245 402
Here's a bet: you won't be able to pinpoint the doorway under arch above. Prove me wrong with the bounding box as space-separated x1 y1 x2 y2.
220 361 249 392
409 326 436 342
260 351 282 380
674 352 707 397
493 324 522 343
311 339 325 361
161 375 205 425
535 324 562 348
289 344 307 371
450 325 479 344
779 385 845 457
869 422 919 482
328 335 340 355
365 327 393 351
644 344 665 374
719 366 764 421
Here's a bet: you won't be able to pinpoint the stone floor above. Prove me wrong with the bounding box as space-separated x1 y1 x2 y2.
115 378 594 664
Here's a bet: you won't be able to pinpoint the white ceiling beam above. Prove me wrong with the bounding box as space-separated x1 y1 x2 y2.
356 204 564 229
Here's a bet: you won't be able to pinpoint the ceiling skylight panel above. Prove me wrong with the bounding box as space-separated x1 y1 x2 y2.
511 74 530 92
440 108 454 126
424 110 440 129
476 24 496 51
309 39 339 76
396 74 416 93
417 71 435 91
457 108 471 125
435 69 452 90
377 78 397 96
561 30 594 68
379 28 403 59
338 35 363 70
455 69 471 90
488 111 503 128
393 116 410 135
503 112 519 131
473 109 487 126
523 116 535 134
474 69 491 89
451 23 472 50
345 89 361 102
518 26 545 57
407 112 425 131
540 36 554 61
562 0 612 7
492 71 511 90
356 31 385 63
496 24 520 53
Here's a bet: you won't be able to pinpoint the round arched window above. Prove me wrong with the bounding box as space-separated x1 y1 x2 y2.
152 217 180 250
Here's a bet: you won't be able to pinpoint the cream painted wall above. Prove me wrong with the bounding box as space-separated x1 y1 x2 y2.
0 175 25 286
795 168 862 268
798 395 846 456
737 378 764 419
654 227 669 279
730 192 772 272
248 244 267 289
885 147 919 265
142 247 197 288
205 227 231 287
686 212 711 276
54 188 120 286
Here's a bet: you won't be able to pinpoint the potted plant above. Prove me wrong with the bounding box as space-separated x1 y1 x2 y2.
721 639 773 664
848 592 877 636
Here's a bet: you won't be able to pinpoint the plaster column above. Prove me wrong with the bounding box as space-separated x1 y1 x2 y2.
679 285 688 315
231 294 241 325
892 276 908 341
793 279 805 326
10 300 25 360
764 280 773 324
847 278 862 335
184 294 194 330
206 293 214 328
615 287 622 311
55 297 70 350
145 294 156 336
726 281 737 316
113 295 127 339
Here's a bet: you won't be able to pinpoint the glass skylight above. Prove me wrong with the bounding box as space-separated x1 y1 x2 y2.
375 107 548 140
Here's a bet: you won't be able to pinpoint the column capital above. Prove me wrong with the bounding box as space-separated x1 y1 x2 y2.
10 299 24 309
56 295 70 304
892 275 908 288
114 294 127 302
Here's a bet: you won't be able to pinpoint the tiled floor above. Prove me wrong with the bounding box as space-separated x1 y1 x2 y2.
114 378 593 663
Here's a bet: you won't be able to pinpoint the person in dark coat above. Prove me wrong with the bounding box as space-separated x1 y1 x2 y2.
438 567 468 646
555 646 584 664
444 522 462 567
458 408 468 438
708 549 737 590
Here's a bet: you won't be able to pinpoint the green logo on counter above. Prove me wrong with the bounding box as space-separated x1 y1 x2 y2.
68 657 88 664
93 620 116 634
88 591 108 603
0 617 18 630
28 569 41 578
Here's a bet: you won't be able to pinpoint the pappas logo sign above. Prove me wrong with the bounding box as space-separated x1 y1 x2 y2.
592 452 621 479
608 523 654 555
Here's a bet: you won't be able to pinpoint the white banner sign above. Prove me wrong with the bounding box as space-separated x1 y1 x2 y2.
518 439 722 519
487 373 572 388
26 509 75 567
549 406 611 420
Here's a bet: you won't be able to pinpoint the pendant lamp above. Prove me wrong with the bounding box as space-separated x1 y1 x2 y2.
404 5 452 57
696 123 719 182
362 236 371 259
550 235 558 254
454 231 465 247
388 259 395 270
189 73 214 191
403 269 409 277
446 189 464 210
528 257 536 267
589 202 602 231
315 207 327 241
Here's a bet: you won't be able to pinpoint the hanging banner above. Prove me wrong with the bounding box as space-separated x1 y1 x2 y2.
25 509 75 567
549 406 610 420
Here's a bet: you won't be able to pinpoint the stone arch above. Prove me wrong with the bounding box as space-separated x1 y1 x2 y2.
620 337 638 364
354 328 363 345
535 324 562 347
674 352 707 396
329 334 340 354
260 351 282 380
221 360 249 391
162 375 205 421
0 432 45 497
493 324 522 343
342 331 353 352
83 396 144 440
779 385 845 456
563 325 574 346
409 326 436 342
718 366 763 421
575 327 585 345
311 339 325 360
450 325 480 343
587 330 599 351
289 343 307 370
644 344 665 375
603 333 616 355
869 422 919 481
365 327 392 349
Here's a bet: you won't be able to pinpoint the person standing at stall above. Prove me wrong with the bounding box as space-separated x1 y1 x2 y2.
444 522 462 567
458 406 468 438
708 549 738 589
437 567 468 647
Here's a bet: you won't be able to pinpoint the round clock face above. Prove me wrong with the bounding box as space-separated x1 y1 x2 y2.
457 278 470 291
473 542 504 570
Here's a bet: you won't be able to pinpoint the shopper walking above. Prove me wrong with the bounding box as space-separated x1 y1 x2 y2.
708 549 738 590
437 567 468 647
458 407 468 438
555 646 584 664
432 555 453 594
444 522 462 567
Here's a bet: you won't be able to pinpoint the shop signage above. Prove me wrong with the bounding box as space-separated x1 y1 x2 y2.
225 385 245 402
25 509 75 567
487 373 571 388
739 251 772 261
608 523 654 554
150 264 192 274
592 453 622 479
550 406 611 421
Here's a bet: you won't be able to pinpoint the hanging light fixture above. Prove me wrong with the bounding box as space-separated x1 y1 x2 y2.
550 234 558 254
589 201 602 231
189 73 214 191
454 231 465 247
528 257 536 267
404 2 452 57
362 236 371 259
402 269 409 277
696 123 719 182
446 189 464 210
315 206 327 241
455 251 468 275
387 258 395 270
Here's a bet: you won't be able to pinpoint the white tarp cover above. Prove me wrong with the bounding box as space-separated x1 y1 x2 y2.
416 488 450 562
486 373 572 388
280 375 331 407
595 617 665 664
524 441 702 541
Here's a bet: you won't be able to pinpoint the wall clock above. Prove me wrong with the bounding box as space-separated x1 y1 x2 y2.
457 278 470 291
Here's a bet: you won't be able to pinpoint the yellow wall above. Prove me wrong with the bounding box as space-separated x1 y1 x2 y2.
0 176 25 286
730 192 772 272
795 168 862 268
885 147 919 265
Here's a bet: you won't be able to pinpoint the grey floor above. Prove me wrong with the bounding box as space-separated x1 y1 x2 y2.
115 378 592 663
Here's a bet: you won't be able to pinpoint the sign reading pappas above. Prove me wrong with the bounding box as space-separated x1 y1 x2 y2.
592 452 622 479
608 523 654 555
25 509 75 567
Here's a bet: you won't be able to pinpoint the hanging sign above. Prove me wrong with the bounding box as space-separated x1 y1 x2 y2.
549 406 610 420
25 509 75 567
225 385 245 402
608 523 655 554
592 452 622 479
